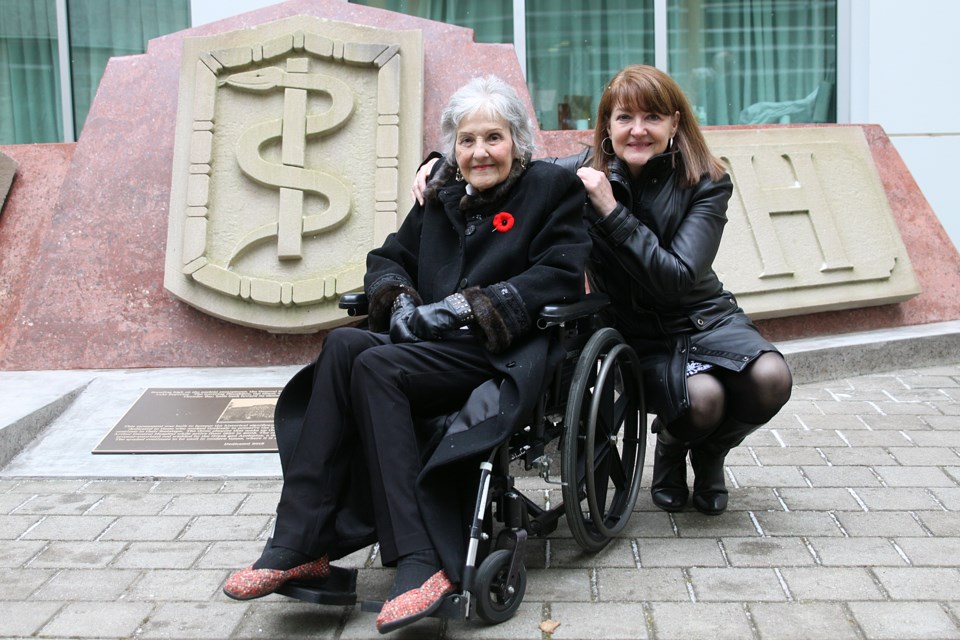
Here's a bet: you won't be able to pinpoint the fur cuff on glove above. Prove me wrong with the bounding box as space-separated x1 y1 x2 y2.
367 276 422 332
462 283 531 353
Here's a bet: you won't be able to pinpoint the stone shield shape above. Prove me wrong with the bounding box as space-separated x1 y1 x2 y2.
165 16 423 332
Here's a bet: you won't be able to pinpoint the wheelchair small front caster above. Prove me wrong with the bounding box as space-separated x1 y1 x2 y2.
473 549 526 624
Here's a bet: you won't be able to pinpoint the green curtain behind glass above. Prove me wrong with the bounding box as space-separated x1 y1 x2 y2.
352 1 513 42
526 0 653 130
353 0 654 132
0 0 62 143
0 0 188 144
669 0 836 126
67 0 189 137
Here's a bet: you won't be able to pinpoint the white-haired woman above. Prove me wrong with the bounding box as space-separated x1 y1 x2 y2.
223 75 590 634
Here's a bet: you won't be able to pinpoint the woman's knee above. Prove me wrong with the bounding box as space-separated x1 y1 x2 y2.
349 344 404 400
752 353 793 407
684 373 727 432
318 328 382 371
315 328 385 391
323 327 376 357
730 353 793 423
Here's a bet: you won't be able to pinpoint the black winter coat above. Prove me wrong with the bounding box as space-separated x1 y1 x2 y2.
278 160 590 583
571 150 779 423
588 151 736 335
367 160 589 581
365 159 589 351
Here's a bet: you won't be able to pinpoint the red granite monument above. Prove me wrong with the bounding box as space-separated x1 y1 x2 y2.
1 0 958 371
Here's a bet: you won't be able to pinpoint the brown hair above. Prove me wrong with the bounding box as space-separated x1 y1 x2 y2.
590 64 725 186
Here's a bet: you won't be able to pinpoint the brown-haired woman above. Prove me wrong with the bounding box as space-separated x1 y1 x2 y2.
574 64 793 515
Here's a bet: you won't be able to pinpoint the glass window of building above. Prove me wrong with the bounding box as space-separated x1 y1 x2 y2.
668 0 837 126
0 1 62 143
2 0 838 144
0 0 189 144
525 1 653 131
67 0 190 138
355 0 653 132
353 1 834 131
353 1 513 43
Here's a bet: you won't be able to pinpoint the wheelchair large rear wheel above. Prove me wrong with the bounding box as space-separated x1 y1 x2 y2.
561 327 645 552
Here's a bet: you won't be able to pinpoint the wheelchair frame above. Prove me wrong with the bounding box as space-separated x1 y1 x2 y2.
276 292 646 625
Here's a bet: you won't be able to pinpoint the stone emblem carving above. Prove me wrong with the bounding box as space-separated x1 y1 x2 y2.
0 151 16 214
709 127 920 319
165 17 423 332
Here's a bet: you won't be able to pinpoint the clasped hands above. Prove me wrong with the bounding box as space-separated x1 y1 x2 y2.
390 293 475 343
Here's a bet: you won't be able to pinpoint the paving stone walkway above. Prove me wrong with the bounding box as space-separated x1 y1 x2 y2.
1 363 959 639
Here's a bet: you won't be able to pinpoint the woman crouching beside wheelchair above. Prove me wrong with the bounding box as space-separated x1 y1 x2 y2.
222 75 590 634
414 65 792 517
575 65 792 516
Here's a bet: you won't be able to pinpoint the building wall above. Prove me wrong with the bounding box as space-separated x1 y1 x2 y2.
858 0 959 252
192 0 960 253
191 0 287 26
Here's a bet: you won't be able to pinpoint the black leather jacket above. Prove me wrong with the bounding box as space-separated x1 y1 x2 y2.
553 148 737 338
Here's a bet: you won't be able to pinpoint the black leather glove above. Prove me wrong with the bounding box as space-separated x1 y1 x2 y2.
409 293 475 340
389 293 420 344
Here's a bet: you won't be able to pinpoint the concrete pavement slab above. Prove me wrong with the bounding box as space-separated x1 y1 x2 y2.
0 337 957 638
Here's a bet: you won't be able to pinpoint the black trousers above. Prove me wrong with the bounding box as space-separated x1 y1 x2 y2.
272 327 496 565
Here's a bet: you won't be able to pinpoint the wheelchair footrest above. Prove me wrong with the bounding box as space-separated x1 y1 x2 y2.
360 592 469 620
275 565 359 606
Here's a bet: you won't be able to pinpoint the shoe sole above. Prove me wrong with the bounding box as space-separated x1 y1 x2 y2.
377 593 450 634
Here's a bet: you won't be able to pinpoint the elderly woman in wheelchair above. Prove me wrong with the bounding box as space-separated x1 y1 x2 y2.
222 75 597 633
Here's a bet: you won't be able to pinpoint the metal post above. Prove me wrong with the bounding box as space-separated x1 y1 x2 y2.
55 0 75 142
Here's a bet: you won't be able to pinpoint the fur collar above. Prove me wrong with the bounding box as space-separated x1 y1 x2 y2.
424 156 529 213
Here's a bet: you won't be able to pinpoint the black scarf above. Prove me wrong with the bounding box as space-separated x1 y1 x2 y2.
424 156 530 213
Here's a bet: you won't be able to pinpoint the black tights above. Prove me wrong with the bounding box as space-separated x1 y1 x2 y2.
666 352 793 443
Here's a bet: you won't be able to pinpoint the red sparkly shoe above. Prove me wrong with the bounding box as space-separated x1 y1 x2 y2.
223 555 330 600
376 570 455 634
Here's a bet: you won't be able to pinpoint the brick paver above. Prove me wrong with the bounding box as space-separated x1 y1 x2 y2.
0 364 958 638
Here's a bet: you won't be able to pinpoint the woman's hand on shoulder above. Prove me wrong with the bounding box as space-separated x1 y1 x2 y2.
412 158 440 206
575 167 618 217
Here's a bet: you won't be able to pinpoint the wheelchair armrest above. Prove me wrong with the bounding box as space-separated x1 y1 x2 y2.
537 293 610 329
339 293 369 317
341 292 610 323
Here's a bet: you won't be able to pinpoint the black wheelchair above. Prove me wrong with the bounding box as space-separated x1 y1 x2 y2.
276 292 646 625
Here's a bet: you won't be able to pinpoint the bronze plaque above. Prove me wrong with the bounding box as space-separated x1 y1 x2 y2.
93 388 281 454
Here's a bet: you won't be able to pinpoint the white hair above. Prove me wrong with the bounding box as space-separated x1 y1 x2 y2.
439 75 535 162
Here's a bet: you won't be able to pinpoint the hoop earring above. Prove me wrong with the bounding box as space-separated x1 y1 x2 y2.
601 137 615 156
455 167 463 182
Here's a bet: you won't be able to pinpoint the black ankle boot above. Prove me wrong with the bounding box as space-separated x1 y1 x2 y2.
689 419 763 515
651 423 689 512
689 448 728 515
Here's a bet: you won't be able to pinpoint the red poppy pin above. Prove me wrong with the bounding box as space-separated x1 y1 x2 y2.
493 212 515 233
